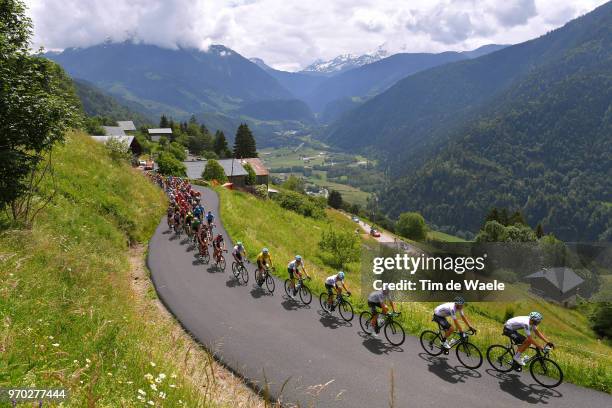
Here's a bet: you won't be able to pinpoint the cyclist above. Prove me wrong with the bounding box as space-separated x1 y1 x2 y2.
324 271 351 311
191 215 202 240
212 233 225 263
196 222 209 254
504 312 554 366
288 255 310 297
255 248 273 285
433 296 475 350
166 205 175 228
367 288 396 335
184 211 194 235
193 201 204 221
206 211 214 228
232 241 247 265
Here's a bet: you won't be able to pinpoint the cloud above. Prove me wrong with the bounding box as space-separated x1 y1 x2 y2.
24 0 606 71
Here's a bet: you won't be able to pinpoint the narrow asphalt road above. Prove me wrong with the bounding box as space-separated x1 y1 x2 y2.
148 187 611 407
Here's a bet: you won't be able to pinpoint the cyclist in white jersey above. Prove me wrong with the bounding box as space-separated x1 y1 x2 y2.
433 297 475 349
232 242 247 264
287 255 310 297
504 312 554 365
324 271 351 311
367 289 396 334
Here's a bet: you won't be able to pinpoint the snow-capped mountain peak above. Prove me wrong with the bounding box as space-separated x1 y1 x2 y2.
301 46 389 75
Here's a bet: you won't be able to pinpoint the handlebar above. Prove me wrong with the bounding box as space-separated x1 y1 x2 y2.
387 311 400 318
466 328 477 336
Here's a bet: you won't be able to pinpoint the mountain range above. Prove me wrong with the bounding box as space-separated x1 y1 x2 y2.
323 1 612 240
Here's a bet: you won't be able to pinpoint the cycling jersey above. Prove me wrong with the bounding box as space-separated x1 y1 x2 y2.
434 302 464 320
287 260 304 270
256 252 272 265
185 214 194 224
206 213 214 222
232 245 245 256
368 290 391 304
325 275 342 287
192 219 201 230
504 316 535 336
213 236 224 248
193 206 204 218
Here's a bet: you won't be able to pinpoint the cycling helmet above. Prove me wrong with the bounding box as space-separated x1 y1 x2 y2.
295 255 302 261
262 248 269 254
237 241 243 247
382 287 390 295
454 296 466 305
337 271 345 280
529 311 543 323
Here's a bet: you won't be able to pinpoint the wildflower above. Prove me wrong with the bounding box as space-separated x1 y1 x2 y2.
107 372 113 376
150 383 157 392
159 391 166 399
138 389 146 396
86 358 91 363
147 401 154 406
144 373 154 381
149 362 156 367
52 343 60 347
158 373 166 380
169 384 176 388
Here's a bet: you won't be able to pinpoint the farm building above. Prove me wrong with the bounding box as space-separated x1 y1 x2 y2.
148 128 173 142
524 267 584 305
90 135 142 156
117 121 136 132
241 158 269 185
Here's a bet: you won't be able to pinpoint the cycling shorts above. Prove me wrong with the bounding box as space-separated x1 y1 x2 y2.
433 314 451 330
368 301 383 314
503 326 526 345
234 252 243 261
287 267 301 280
325 283 335 296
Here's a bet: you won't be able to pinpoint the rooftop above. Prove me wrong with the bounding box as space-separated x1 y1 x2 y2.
241 158 269 176
148 128 173 134
116 120 136 131
525 267 584 293
102 126 126 136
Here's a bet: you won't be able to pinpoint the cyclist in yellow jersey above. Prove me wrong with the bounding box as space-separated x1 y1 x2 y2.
256 248 273 284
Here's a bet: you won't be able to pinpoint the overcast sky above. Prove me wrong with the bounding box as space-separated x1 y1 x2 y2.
25 0 608 71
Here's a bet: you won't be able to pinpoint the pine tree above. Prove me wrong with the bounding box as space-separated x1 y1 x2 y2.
536 223 545 238
233 124 257 158
328 190 343 209
159 114 169 128
213 130 230 158
509 210 527 226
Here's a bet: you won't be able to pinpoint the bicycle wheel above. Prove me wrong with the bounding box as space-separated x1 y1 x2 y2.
240 265 249 284
232 262 239 279
338 300 354 322
486 345 514 373
530 357 563 388
419 330 444 356
359 311 374 334
265 274 275 293
299 285 312 304
384 320 405 346
217 255 226 270
284 279 292 297
456 342 483 369
319 292 330 311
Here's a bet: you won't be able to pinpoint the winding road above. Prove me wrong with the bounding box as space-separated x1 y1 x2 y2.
148 187 611 407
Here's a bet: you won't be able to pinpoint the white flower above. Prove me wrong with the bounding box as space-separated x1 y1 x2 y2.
138 389 146 396
107 372 112 376
149 362 156 367
86 358 91 363
159 391 166 399
150 383 157 391
158 373 166 380
52 343 60 347
169 384 176 388
147 401 154 406
144 373 154 381
73 360 78 364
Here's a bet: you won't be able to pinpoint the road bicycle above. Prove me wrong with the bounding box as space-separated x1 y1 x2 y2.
360 311 405 346
232 259 249 284
255 265 275 293
213 249 227 270
284 276 312 305
173 219 182 236
319 291 354 321
420 326 482 369
198 241 210 264
487 341 562 388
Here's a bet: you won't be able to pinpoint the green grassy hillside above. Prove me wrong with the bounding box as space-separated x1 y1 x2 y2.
218 188 612 392
0 133 240 406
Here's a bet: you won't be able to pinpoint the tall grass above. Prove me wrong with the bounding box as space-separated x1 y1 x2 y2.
0 132 223 406
217 188 612 393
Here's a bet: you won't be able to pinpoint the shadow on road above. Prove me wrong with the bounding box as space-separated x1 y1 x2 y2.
250 285 273 298
162 229 172 235
317 310 352 329
358 332 403 355
280 296 311 311
418 353 481 384
169 234 180 241
484 368 563 404
225 277 243 288
206 265 224 274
